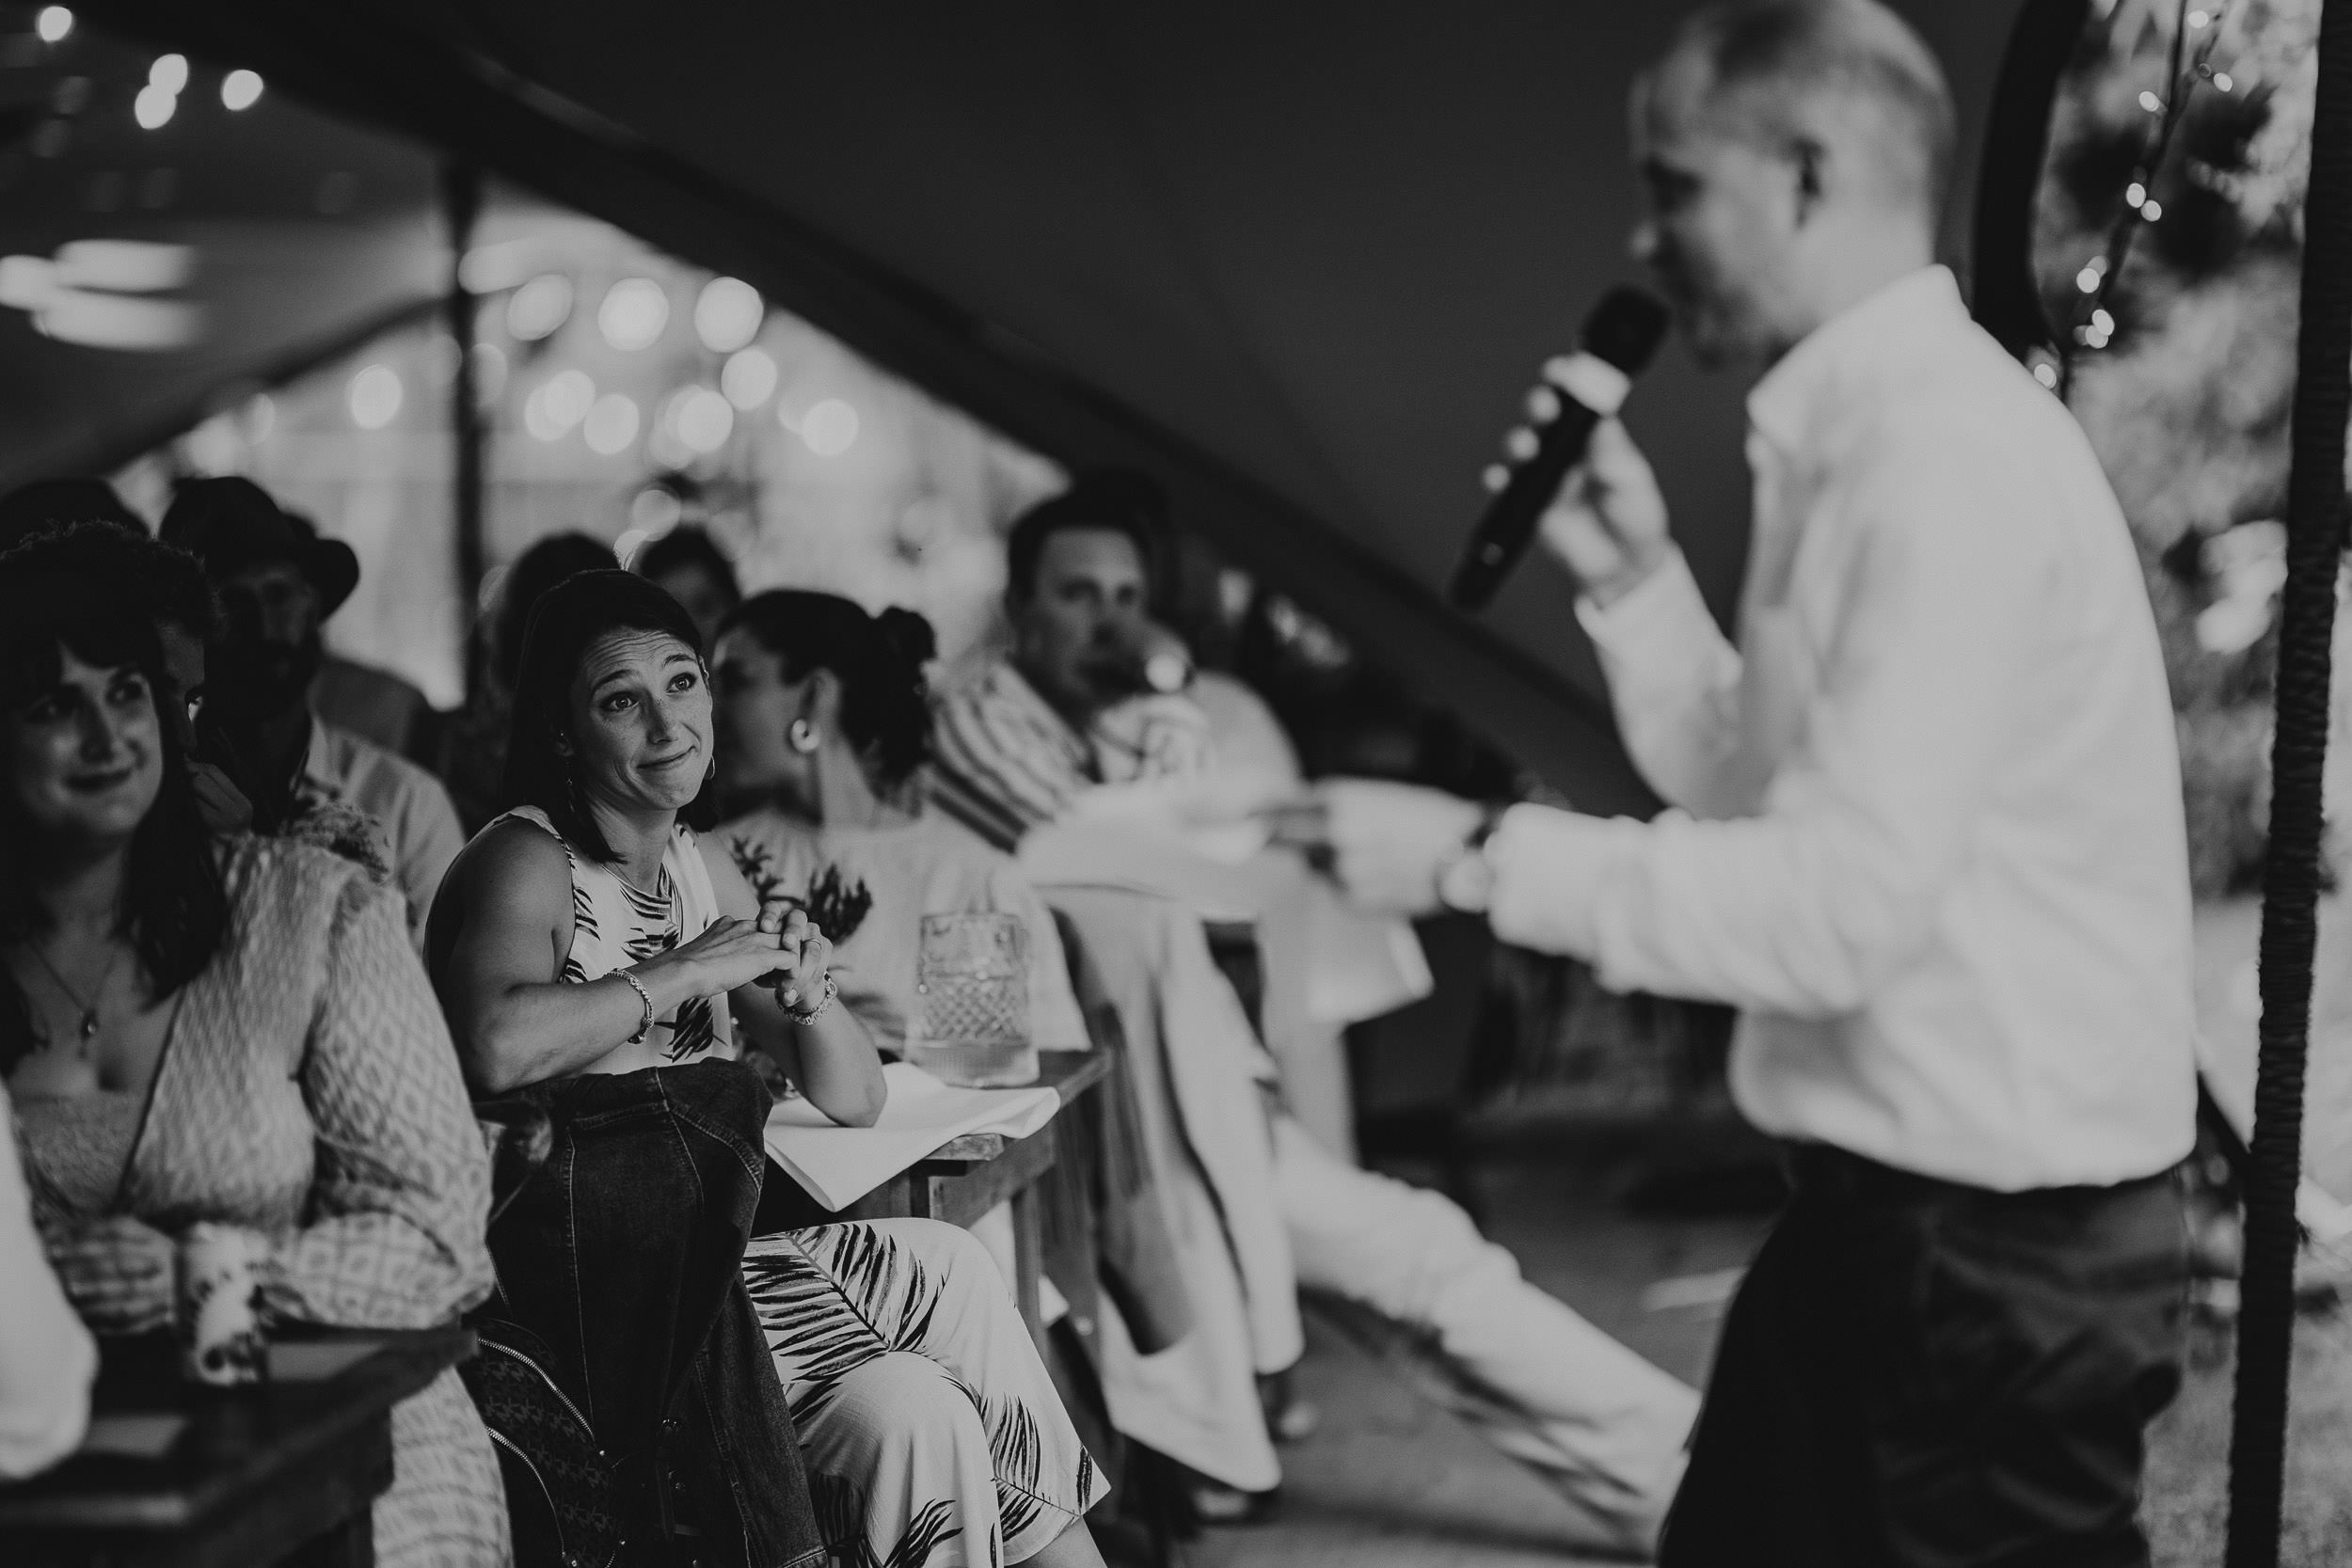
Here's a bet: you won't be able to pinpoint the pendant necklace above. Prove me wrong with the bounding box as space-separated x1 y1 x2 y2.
27 942 120 1051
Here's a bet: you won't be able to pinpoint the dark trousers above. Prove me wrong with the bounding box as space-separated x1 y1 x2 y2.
490 1059 826 1568
1660 1146 2188 1568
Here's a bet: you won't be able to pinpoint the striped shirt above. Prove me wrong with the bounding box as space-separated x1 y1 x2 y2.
928 660 1214 850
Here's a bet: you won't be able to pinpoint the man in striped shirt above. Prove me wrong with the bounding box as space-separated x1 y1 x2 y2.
930 473 1212 849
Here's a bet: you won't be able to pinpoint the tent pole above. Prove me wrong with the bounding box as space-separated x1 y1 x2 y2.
1966 0 2087 361
440 159 485 687
2225 0 2352 1559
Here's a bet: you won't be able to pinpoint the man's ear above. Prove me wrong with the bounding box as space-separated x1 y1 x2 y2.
1791 137 1826 226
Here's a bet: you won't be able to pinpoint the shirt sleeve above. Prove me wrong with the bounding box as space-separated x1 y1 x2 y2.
0 1092 96 1480
1489 439 2045 1019
393 770 468 947
1577 548 1747 817
262 877 495 1326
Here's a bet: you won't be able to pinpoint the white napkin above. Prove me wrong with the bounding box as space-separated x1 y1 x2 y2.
764 1062 1061 1212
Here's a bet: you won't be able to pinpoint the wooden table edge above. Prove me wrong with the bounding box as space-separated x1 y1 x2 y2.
0 1324 475 1534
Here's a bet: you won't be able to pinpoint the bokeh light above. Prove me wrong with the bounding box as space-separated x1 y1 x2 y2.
598 277 669 351
133 84 174 130
675 387 735 453
583 392 641 455
148 54 187 94
722 347 777 410
694 277 763 354
35 8 72 44
524 369 596 440
506 273 572 341
470 341 508 405
801 398 860 456
221 70 263 111
631 486 684 532
348 364 404 430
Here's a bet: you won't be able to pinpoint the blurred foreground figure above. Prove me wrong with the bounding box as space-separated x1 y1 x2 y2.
0 1082 96 1480
935 477 1697 1556
1298 4 2196 1563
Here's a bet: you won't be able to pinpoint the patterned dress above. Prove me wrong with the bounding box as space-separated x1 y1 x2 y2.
511 808 1108 1565
15 838 507 1566
493 805 733 1068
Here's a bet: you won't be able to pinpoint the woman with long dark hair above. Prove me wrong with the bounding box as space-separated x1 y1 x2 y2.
0 525 505 1564
430 570 1106 1568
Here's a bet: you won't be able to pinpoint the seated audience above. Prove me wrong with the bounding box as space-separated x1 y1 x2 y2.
160 479 464 942
0 505 250 835
0 1080 97 1480
933 475 1700 1555
634 523 742 655
714 591 1091 1059
273 505 437 759
711 591 1200 1453
0 536 504 1563
428 570 1108 1568
435 531 616 833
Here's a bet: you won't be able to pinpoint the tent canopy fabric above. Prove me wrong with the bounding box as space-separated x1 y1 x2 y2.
0 18 446 497
76 0 2023 811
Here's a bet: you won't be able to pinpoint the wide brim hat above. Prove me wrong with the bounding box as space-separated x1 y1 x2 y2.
159 476 359 616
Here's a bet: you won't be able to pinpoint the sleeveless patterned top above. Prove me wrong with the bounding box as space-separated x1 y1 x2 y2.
496 805 735 1066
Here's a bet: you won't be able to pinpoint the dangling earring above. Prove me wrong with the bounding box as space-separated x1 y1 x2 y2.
788 719 820 755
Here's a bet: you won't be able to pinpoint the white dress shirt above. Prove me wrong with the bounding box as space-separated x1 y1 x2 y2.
1483 266 2197 1190
302 718 466 942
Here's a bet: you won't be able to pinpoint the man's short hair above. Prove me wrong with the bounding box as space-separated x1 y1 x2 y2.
1672 0 1956 216
1004 470 1168 602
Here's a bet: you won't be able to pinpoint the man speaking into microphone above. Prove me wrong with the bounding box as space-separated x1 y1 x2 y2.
1290 2 2197 1561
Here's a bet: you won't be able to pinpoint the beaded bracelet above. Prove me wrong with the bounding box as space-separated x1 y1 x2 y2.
617 969 656 1045
787 971 839 1026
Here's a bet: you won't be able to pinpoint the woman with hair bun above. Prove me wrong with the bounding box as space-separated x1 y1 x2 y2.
714 592 1091 1063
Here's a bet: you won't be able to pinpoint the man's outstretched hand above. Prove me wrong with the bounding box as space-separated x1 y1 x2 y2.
1266 780 1486 916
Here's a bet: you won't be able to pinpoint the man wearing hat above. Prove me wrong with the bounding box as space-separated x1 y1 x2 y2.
161 477 463 942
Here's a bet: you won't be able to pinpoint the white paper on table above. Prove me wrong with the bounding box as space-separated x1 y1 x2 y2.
764 1062 1061 1212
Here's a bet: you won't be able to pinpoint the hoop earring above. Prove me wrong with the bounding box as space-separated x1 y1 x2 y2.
788 720 820 755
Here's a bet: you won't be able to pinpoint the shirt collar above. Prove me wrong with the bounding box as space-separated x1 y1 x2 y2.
300 712 337 789
1744 265 1966 457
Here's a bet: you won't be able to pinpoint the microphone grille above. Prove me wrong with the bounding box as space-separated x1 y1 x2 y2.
1581 287 1671 376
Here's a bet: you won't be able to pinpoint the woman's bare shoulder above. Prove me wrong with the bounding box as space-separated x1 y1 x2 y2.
438 818 576 928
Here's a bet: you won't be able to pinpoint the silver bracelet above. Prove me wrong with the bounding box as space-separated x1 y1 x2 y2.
617 969 656 1044
787 971 838 1026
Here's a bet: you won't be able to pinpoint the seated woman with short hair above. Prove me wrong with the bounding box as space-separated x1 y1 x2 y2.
429 570 1107 1568
0 531 504 1566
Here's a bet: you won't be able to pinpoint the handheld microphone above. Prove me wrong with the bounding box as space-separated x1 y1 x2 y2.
1448 287 1671 611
